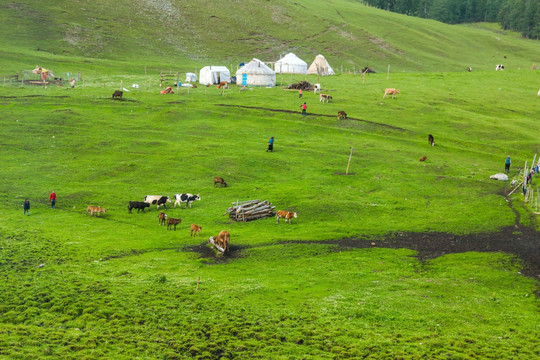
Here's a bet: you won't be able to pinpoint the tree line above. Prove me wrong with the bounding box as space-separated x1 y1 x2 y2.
360 0 539 39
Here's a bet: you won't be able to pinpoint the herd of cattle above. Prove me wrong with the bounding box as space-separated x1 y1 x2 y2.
85 176 297 254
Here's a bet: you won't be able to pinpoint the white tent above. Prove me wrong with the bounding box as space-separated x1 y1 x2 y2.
275 53 307 74
199 66 231 85
235 59 276 86
185 72 197 83
307 54 335 76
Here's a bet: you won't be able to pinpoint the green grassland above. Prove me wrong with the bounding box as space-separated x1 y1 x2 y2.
1 69 539 359
1 0 540 358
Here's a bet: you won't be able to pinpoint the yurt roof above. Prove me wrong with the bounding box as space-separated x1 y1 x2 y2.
276 53 307 66
236 59 275 75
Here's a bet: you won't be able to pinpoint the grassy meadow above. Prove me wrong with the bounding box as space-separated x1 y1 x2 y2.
1 0 540 358
0 69 539 359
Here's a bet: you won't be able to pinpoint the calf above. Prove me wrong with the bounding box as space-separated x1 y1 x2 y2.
383 88 400 99
112 90 123 99
337 111 347 120
214 230 230 253
217 81 228 89
128 201 150 213
428 134 435 146
167 217 182 231
419 156 427 162
276 210 297 224
144 195 171 210
191 224 202 237
319 93 332 103
158 212 168 226
495 64 505 71
214 177 227 187
173 193 201 208
87 206 106 217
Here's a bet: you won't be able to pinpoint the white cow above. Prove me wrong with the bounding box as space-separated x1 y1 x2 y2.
173 193 201 208
144 195 171 210
495 64 504 71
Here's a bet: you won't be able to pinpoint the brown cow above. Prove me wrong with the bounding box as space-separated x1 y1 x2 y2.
191 224 202 237
319 93 332 103
217 81 228 89
213 176 227 187
158 212 167 226
383 88 400 99
419 156 427 162
87 206 106 217
214 230 230 252
167 217 182 230
112 90 123 100
276 210 297 224
160 86 174 95
337 111 347 120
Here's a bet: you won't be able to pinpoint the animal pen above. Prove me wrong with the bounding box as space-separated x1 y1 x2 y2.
225 199 275 222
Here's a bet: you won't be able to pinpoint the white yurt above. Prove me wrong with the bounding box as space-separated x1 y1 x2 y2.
307 54 335 76
275 53 307 74
235 58 276 86
185 72 197 83
199 66 231 85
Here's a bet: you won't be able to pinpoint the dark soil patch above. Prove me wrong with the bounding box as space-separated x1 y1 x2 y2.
184 242 248 264
215 104 406 131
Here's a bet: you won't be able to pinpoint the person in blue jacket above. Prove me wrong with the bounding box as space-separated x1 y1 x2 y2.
267 137 274 152
505 156 511 174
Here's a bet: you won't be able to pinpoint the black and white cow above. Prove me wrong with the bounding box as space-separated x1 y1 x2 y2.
144 195 171 210
495 64 505 71
173 193 201 208
128 201 150 214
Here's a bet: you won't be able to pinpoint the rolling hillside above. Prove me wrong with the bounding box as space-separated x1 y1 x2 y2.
0 0 539 74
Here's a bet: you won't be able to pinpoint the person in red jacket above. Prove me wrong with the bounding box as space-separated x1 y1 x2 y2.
49 190 57 209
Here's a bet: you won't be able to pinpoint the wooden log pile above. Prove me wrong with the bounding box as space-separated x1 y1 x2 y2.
285 81 314 91
225 199 275 222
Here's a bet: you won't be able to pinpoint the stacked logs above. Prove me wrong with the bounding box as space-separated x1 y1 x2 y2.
285 81 314 91
226 199 275 222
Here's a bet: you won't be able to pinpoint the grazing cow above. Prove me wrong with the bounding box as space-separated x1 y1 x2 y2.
495 64 504 71
419 156 427 162
112 90 123 99
214 230 230 253
173 193 201 208
158 212 168 226
167 218 182 231
383 88 400 99
428 134 435 146
276 210 297 224
144 195 171 210
128 201 150 213
313 83 321 94
319 93 332 103
467 67 472 72
68 79 76 88
191 224 202 237
87 206 106 217
217 81 228 89
213 177 227 187
337 111 347 120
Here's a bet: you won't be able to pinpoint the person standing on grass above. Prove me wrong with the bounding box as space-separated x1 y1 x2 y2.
23 198 30 215
301 102 307 117
505 156 511 174
298 89 303 99
49 190 56 209
267 137 274 152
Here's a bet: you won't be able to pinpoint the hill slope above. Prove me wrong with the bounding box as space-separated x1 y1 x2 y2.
0 0 539 74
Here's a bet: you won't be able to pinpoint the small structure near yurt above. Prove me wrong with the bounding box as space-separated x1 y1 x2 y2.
199 66 231 85
185 72 197 83
225 199 275 222
235 59 276 87
275 53 308 74
308 54 335 76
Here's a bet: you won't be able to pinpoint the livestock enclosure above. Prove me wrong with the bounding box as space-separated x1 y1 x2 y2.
0 69 539 359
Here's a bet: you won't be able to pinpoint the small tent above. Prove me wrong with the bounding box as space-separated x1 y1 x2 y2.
199 66 231 85
235 59 276 86
275 53 307 74
185 72 197 83
307 54 335 76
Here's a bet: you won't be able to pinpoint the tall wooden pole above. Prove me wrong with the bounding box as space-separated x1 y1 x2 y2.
387 64 390 80
346 147 353 175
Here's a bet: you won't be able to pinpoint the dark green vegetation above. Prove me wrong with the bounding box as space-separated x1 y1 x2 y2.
362 0 540 39
1 0 540 359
